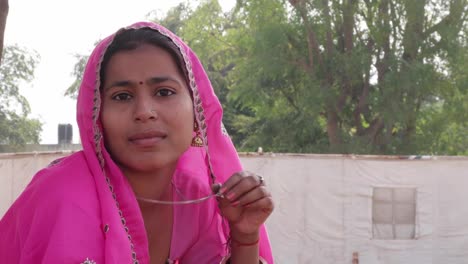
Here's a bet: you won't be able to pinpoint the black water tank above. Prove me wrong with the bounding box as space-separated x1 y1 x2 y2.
58 124 73 144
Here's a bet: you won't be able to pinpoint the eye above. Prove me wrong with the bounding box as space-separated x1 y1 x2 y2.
156 88 175 97
112 92 133 101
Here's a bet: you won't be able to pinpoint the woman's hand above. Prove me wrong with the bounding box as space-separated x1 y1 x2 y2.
212 171 274 238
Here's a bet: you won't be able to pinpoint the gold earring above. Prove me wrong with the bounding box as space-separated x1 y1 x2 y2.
191 121 203 147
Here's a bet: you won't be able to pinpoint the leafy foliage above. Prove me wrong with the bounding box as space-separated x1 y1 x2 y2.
0 45 42 145
64 53 88 99
227 0 468 154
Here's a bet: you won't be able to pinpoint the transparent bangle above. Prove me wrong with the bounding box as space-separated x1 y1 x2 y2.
136 192 224 205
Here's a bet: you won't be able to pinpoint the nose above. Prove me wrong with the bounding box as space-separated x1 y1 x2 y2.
133 96 157 122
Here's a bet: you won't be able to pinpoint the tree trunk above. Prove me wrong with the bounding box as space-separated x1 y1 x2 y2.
400 0 425 148
0 0 8 64
326 109 342 150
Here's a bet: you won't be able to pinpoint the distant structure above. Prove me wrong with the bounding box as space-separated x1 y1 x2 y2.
257 146 263 155
58 124 73 144
0 124 81 153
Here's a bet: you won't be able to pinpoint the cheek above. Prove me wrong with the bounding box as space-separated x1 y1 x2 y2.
101 101 126 129
172 100 194 136
176 96 194 119
100 108 122 147
101 109 113 134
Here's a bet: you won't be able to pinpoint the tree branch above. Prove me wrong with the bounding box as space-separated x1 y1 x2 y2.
289 0 324 71
343 0 356 53
280 89 301 113
402 0 425 62
0 0 9 65
422 0 465 40
366 116 384 145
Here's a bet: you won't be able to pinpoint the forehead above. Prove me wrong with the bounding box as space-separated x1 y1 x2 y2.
104 44 182 79
107 44 176 68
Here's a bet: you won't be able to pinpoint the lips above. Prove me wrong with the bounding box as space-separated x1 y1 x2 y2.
128 130 167 146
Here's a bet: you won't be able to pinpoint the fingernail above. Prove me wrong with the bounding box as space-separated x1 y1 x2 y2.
220 187 227 194
231 201 240 207
226 192 236 200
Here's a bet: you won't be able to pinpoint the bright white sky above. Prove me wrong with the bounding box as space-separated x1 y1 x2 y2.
5 0 235 144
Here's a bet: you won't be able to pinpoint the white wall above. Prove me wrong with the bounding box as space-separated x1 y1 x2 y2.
0 152 70 216
243 154 468 264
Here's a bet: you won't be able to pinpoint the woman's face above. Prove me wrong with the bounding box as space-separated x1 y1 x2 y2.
101 43 194 174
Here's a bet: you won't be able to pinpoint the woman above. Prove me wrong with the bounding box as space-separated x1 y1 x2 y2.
0 22 274 263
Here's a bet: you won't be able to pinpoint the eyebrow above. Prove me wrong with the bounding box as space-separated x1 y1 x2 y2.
147 76 181 85
105 80 132 90
104 76 182 90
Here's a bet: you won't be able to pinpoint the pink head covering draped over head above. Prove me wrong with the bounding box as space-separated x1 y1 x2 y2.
0 22 273 263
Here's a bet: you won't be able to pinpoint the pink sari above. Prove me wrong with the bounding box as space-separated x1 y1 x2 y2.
0 22 273 263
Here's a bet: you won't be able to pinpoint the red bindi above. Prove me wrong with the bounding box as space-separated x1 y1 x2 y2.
139 81 144 85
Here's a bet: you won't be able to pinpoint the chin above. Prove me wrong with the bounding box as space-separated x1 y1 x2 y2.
130 156 178 172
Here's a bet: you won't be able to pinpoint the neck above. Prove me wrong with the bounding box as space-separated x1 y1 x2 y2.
121 164 176 203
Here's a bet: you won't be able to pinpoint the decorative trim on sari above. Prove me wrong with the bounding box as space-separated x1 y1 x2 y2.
81 258 97 264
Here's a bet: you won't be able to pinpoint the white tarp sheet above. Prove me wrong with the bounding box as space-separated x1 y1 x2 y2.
0 152 67 217
1 152 468 264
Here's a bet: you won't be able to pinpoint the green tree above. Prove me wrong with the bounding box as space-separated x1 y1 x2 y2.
65 39 102 99
0 45 42 145
64 53 87 99
152 2 191 34
229 0 467 154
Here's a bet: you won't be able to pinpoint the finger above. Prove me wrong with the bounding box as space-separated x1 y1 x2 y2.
232 186 270 207
223 174 264 203
219 171 250 194
217 195 233 209
242 196 274 214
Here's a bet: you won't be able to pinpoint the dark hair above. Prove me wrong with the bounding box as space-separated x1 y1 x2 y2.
99 28 189 89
